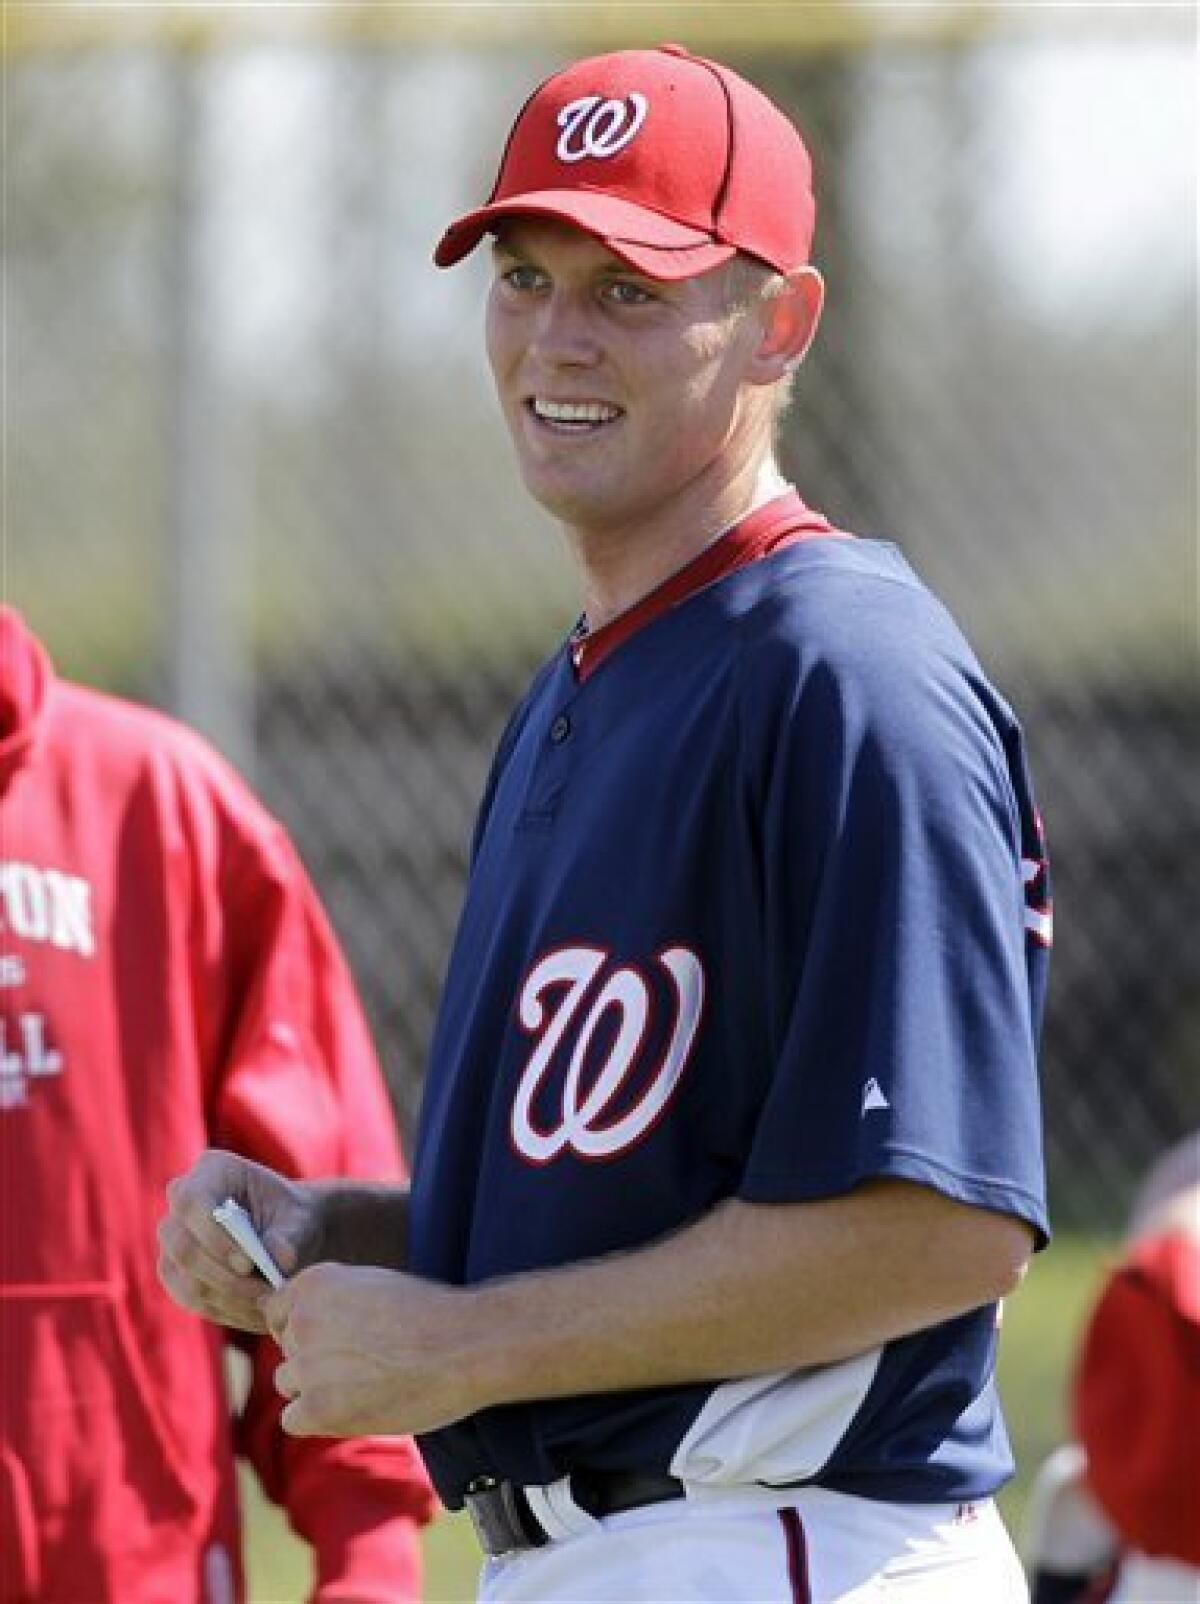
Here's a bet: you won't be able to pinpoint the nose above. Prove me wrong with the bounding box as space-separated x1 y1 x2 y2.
529 288 601 369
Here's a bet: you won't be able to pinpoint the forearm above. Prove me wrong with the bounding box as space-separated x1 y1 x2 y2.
466 1180 1033 1409
263 1179 1035 1442
309 1181 412 1271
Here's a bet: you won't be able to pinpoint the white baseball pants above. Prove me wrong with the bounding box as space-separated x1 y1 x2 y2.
479 1487 1029 1603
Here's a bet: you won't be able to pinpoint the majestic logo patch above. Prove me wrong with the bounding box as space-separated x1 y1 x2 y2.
556 93 649 164
861 1077 890 1115
510 943 704 1164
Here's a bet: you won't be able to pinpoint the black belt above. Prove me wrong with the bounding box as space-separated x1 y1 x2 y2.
464 1469 685 1557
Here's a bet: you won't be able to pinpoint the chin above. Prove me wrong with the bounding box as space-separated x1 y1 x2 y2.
519 472 618 530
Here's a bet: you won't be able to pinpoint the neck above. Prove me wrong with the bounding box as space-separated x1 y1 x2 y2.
570 457 791 633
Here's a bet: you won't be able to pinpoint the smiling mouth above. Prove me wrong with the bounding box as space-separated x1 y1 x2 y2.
527 398 624 433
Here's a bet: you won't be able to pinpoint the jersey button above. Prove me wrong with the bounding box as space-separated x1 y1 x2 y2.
549 714 572 744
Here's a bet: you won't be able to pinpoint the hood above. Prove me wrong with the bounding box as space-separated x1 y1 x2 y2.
0 607 52 791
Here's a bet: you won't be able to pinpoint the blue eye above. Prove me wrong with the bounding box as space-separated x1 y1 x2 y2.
604 280 655 306
501 264 546 292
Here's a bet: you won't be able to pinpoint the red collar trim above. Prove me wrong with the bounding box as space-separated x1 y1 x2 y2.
570 491 848 682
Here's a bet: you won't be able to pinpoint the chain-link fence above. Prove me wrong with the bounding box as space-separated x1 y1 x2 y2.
7 9 1196 1226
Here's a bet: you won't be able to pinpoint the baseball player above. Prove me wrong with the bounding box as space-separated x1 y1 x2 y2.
0 606 434 1603
158 45 1051 1603
1026 1133 1200 1604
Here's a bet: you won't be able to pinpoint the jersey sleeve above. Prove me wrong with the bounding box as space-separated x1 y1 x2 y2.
181 760 437 1596
734 587 1049 1241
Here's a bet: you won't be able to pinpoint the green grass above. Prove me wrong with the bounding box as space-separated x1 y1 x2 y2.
240 1471 481 1602
243 1233 1116 1601
995 1231 1117 1540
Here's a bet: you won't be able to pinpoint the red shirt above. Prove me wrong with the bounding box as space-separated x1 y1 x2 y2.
0 609 435 1603
1073 1229 1200 1568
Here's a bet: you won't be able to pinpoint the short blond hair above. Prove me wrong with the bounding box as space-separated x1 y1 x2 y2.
721 255 800 426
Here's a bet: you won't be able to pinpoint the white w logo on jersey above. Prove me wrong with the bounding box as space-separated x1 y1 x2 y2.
510 944 705 1164
556 94 649 163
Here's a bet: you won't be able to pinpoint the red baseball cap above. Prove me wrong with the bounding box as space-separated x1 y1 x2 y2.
433 45 816 281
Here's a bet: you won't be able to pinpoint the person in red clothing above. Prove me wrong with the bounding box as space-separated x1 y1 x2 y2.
1025 1132 1200 1604
0 606 435 1603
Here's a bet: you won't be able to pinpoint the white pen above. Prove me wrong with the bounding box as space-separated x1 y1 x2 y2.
212 1197 286 1289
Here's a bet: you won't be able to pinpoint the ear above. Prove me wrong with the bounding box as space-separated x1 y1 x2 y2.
745 267 825 387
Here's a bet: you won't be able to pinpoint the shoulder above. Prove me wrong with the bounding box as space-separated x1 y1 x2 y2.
731 539 975 683
51 679 218 761
732 540 1003 719
719 541 1028 812
47 680 283 845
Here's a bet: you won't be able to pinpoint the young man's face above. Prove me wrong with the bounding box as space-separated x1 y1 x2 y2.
485 219 772 539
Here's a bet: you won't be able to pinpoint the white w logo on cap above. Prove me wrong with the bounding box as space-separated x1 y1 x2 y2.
556 93 648 163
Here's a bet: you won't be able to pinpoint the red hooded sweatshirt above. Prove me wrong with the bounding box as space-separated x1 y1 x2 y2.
0 609 435 1603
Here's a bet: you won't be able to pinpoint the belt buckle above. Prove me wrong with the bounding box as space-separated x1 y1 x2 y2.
464 1476 544 1558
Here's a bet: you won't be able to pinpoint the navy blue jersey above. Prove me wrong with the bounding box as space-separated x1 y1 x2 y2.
409 518 1050 1510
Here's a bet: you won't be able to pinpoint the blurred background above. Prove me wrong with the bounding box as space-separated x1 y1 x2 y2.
5 1 1196 1597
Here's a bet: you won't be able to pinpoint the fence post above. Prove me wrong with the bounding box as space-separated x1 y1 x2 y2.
163 45 253 775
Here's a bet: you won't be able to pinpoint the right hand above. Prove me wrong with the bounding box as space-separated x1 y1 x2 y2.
157 1149 324 1334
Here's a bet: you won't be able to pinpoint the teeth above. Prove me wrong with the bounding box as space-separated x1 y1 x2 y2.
533 399 620 424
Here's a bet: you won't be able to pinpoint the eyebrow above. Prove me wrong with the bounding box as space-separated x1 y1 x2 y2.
490 235 655 283
491 226 540 258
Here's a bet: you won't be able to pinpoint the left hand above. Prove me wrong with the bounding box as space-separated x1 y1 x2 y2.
265 1263 484 1438
158 1149 327 1334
